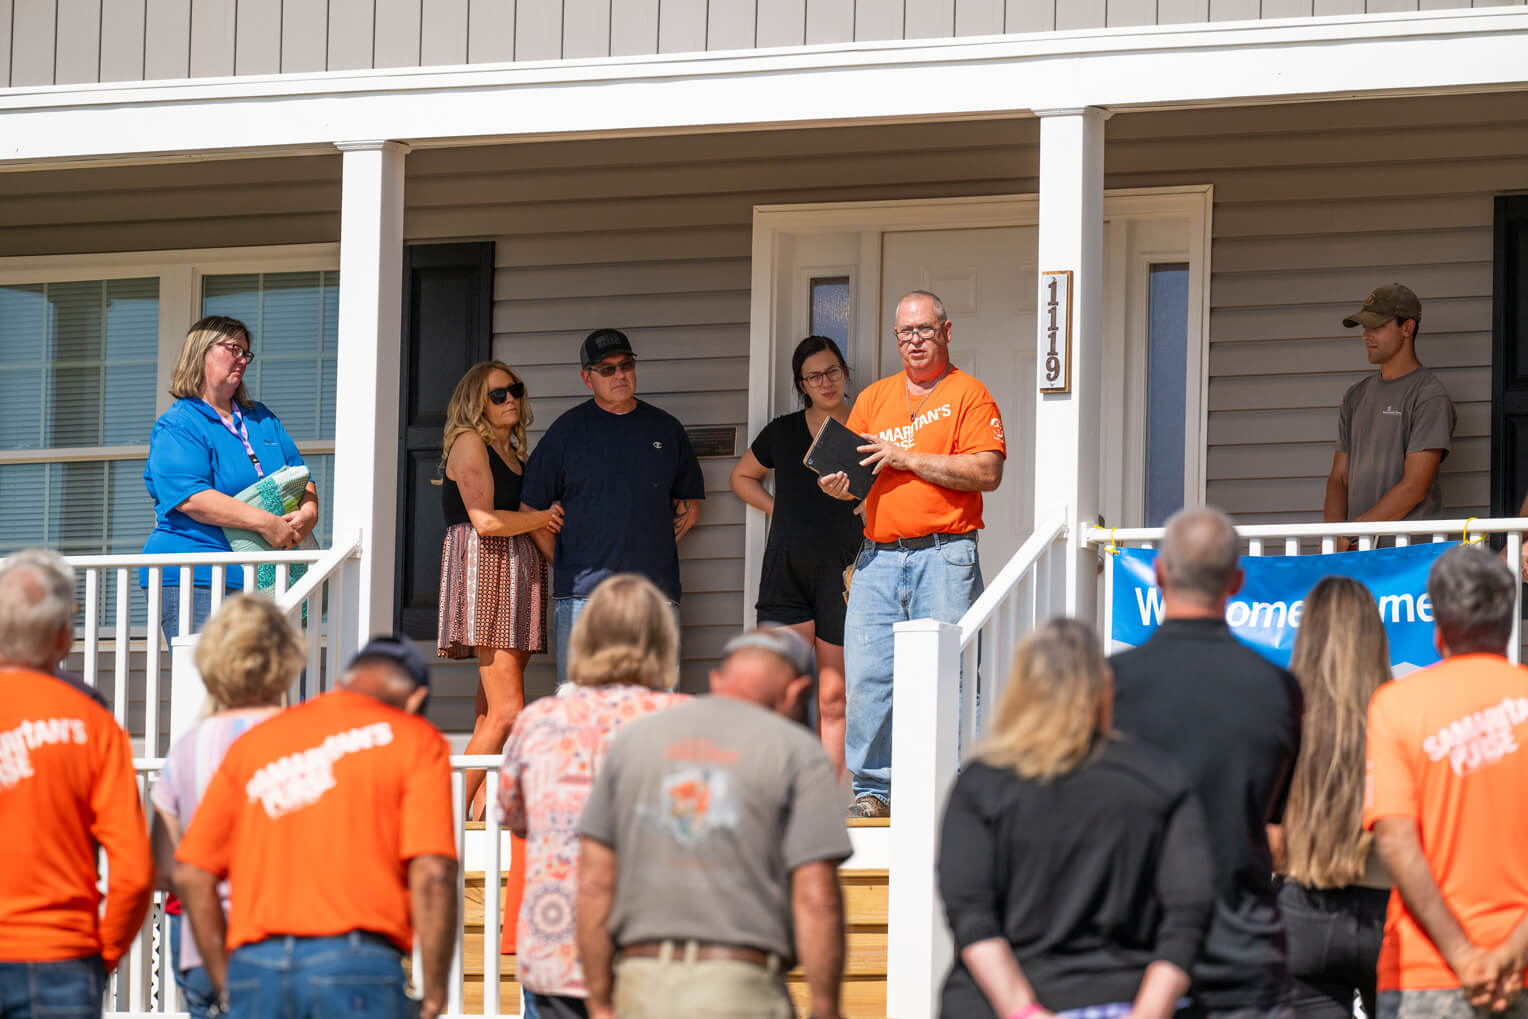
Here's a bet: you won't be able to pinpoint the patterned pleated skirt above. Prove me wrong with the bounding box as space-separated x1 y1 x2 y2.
437 523 549 658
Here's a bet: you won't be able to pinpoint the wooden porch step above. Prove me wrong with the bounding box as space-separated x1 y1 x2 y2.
460 868 888 1017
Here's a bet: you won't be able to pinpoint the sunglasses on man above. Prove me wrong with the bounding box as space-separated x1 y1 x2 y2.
588 358 637 378
487 381 525 404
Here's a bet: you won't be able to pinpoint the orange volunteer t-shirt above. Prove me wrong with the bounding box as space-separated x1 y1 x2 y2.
845 366 1006 544
0 668 153 968
1364 653 1528 992
176 688 456 954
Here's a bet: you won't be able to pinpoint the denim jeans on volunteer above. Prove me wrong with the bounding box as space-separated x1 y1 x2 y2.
158 586 213 642
224 932 410 1019
169 917 220 1019
611 942 793 1019
842 533 983 804
554 596 682 689
0 955 104 1018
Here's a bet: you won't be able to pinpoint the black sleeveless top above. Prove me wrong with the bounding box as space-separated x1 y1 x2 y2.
442 446 524 526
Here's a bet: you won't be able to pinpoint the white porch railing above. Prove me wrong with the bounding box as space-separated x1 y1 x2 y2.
1085 516 1527 665
109 755 524 1019
884 508 1071 1019
64 534 363 755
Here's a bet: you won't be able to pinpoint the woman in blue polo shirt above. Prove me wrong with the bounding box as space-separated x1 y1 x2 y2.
142 316 317 639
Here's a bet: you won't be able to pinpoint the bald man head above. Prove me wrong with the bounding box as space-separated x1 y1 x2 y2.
1156 507 1244 616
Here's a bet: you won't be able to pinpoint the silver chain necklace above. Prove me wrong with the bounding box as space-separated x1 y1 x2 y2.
905 366 952 422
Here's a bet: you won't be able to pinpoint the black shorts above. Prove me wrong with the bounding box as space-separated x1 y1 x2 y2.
756 540 857 646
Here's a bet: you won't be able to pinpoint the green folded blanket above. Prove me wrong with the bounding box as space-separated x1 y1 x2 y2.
222 465 318 594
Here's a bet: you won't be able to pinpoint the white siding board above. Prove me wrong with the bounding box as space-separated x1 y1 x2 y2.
1208 0 1259 19
1107 0 1155 25
234 0 280 73
657 0 706 51
189 0 234 76
562 0 612 57
497 259 751 300
609 0 657 53
1366 0 1418 10
374 0 423 66
420 0 468 63
143 0 190 78
1212 264 1491 307
1214 197 1493 239
12 0 56 85
1313 0 1363 10
0 0 11 85
280 0 326 70
514 0 559 57
1208 298 1491 343
754 0 802 45
905 0 955 38
707 0 754 49
1210 229 1490 274
495 227 752 266
854 0 903 39
804 0 852 41
1005 0 1053 29
1210 333 1490 376
1056 0 1105 28
954 0 1002 34
55 0 102 84
1261 0 1312 14
1157 0 1208 20
466 0 514 61
326 0 374 69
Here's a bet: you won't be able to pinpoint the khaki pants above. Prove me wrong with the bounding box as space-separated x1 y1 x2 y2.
612 941 794 1019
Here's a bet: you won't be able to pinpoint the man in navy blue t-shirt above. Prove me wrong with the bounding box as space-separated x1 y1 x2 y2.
521 328 706 686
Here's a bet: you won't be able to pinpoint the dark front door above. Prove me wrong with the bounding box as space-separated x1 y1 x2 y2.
395 242 495 637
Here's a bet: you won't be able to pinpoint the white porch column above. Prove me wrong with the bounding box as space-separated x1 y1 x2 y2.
1033 108 1109 622
333 140 409 640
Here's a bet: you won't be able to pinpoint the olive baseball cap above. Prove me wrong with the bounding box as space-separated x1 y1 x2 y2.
1343 283 1422 329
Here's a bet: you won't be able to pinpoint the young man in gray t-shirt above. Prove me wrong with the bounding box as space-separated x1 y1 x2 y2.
1323 283 1455 549
576 628 851 1019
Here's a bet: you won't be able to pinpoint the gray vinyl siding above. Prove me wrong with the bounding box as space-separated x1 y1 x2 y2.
0 92 1514 710
6 0 1525 87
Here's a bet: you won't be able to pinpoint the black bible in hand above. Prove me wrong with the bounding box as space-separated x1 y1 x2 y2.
803 416 877 501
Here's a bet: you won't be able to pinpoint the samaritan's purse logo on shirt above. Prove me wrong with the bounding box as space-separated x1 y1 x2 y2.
1422 696 1528 776
0 717 88 789
876 402 953 449
245 722 394 819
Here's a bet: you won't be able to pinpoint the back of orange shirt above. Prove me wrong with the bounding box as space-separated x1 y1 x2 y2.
1364 654 1528 991
176 689 456 954
0 668 153 967
846 367 1006 543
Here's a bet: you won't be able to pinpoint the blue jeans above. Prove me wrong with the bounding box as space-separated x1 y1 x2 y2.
842 534 983 803
554 596 681 689
158 586 213 641
0 955 104 1018
169 914 219 1019
225 932 409 1019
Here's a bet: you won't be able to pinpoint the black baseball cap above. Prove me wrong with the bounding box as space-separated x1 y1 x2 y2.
348 635 430 688
580 328 636 369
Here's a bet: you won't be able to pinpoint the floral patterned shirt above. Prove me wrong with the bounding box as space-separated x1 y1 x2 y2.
496 683 687 996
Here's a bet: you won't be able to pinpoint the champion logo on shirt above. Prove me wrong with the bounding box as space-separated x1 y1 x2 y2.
0 717 89 789
1421 696 1528 776
244 722 394 819
652 441 663 450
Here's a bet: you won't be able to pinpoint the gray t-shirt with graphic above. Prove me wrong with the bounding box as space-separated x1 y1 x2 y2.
1337 366 1455 520
578 696 852 963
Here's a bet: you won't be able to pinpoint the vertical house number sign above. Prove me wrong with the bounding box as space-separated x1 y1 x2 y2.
1039 270 1073 395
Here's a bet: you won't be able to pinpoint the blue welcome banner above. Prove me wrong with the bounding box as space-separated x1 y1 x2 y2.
1110 542 1457 674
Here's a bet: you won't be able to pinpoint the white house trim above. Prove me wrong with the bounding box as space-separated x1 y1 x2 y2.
0 9 1525 168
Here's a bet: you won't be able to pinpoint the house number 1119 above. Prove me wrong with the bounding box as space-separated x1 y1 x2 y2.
1039 270 1073 395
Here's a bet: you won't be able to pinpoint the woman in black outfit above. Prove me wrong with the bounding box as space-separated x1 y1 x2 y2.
939 618 1215 1019
436 360 564 818
1270 576 1392 1019
729 336 863 774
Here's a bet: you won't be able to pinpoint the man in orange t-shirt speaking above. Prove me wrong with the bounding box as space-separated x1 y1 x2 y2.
176 636 458 1019
818 289 1005 819
0 549 153 1017
1365 545 1528 1019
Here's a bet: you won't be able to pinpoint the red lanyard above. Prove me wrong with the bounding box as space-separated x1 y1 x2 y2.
206 401 265 479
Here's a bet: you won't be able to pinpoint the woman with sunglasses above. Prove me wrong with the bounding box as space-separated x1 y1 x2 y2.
728 335 863 774
142 316 319 639
437 360 564 818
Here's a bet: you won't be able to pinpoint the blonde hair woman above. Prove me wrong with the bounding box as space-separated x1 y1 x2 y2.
436 360 565 818
142 316 319 639
938 618 1214 1019
497 574 686 1018
150 594 304 1019
1272 576 1392 1019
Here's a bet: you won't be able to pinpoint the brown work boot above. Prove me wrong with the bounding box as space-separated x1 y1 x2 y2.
847 794 890 820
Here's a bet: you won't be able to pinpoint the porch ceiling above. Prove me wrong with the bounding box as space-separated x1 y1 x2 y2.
0 8 1525 171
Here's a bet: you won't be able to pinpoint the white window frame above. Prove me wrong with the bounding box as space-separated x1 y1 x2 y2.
0 243 341 478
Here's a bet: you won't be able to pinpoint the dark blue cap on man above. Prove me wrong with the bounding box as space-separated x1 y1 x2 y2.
348 635 430 688
580 328 636 369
